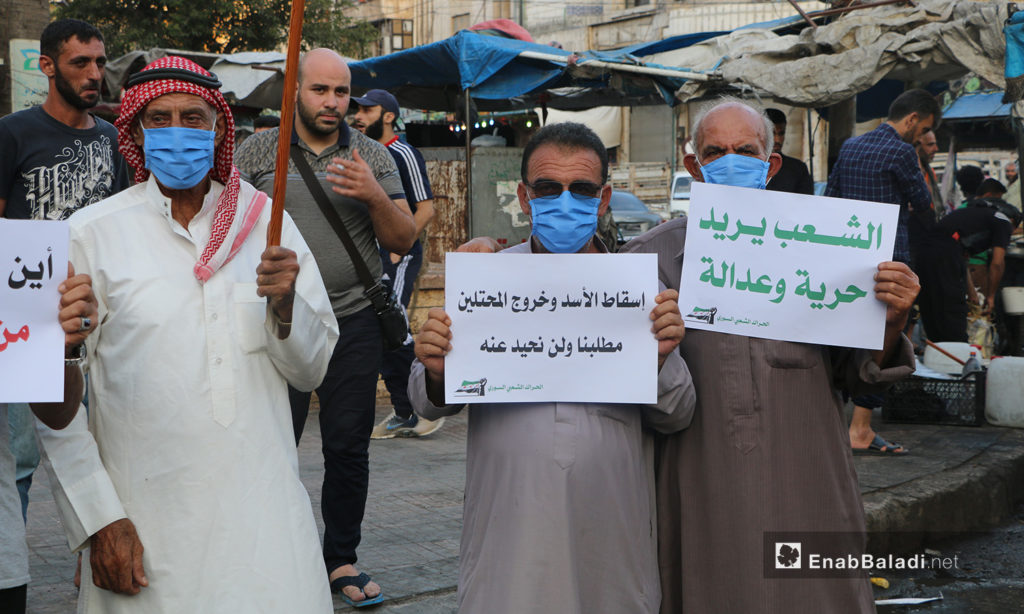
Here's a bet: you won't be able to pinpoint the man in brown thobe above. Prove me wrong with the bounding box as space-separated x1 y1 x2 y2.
621 100 919 614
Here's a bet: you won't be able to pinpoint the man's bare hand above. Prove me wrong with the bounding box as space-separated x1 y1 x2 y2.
415 308 452 381
90 518 147 595
60 262 98 351
874 261 920 329
456 237 500 253
326 149 388 204
982 294 996 315
650 289 685 369
256 246 298 324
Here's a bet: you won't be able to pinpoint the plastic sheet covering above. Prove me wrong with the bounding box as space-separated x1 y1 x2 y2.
648 0 1007 107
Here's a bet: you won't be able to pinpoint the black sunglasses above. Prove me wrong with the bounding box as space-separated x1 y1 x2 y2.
526 180 604 200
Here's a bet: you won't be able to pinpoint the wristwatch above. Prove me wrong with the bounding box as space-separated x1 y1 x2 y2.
65 344 87 366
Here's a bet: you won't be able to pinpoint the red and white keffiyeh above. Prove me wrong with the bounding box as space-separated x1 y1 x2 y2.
116 56 262 284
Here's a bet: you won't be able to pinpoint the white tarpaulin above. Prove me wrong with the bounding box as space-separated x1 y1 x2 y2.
648 0 1006 107
209 52 286 108
540 106 623 148
103 49 350 109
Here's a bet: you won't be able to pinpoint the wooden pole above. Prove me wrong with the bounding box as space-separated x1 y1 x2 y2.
464 89 473 240
784 0 817 29
267 0 307 247
925 339 967 366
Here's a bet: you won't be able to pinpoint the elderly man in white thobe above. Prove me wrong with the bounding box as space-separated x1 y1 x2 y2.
35 56 339 613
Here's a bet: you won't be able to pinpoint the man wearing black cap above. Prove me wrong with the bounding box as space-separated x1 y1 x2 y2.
351 90 444 440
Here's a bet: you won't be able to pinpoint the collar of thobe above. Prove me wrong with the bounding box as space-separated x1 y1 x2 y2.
526 234 611 254
145 175 224 234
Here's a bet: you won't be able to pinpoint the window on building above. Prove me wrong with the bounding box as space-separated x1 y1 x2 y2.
392 19 413 50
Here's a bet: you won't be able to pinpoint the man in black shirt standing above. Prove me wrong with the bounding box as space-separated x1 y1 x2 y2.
916 199 1021 341
0 18 129 606
0 19 129 220
764 108 813 195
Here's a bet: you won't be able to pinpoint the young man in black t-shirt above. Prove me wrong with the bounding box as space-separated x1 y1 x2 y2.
0 21 129 608
0 19 129 221
916 199 1021 341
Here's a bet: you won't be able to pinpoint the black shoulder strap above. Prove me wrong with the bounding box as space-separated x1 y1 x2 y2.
289 145 389 309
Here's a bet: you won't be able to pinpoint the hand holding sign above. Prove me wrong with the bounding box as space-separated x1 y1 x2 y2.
651 289 685 369
456 237 501 253
873 261 920 329
415 308 453 406
59 262 98 351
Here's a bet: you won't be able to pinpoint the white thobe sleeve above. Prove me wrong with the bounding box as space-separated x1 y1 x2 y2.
640 281 696 434
640 348 696 434
36 411 127 552
36 223 126 553
408 359 466 421
263 213 339 391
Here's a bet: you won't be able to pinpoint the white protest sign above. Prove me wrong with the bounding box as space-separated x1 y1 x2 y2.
0 220 69 402
679 182 898 350
444 252 659 404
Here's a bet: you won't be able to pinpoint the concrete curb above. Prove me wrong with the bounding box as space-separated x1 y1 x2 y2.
863 429 1024 554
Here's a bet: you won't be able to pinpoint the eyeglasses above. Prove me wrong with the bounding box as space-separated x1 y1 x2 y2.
525 180 604 200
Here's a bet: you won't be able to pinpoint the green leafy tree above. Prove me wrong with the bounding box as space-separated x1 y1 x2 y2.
52 0 379 57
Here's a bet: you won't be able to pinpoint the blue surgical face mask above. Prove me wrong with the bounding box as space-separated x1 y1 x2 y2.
698 153 770 189
529 191 601 253
143 127 216 189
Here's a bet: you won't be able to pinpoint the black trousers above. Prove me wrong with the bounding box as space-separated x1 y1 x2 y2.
378 242 422 419
0 584 26 614
289 306 383 572
916 236 969 343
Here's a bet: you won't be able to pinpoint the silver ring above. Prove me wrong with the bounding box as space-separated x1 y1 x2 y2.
78 316 91 332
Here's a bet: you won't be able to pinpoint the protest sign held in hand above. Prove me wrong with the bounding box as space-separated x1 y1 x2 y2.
0 219 69 402
679 182 898 350
445 252 659 404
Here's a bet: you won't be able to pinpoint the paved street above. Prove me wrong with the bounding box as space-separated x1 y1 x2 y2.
24 402 465 613
21 401 1024 612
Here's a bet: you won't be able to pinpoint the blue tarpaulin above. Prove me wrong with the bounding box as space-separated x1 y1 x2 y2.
942 91 1012 121
1004 10 1024 102
348 30 714 111
610 32 728 58
350 31 572 97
